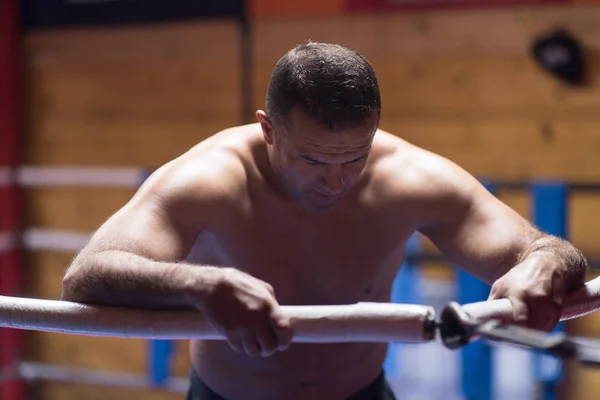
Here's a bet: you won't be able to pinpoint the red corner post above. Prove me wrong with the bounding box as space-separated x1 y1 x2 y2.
0 0 26 399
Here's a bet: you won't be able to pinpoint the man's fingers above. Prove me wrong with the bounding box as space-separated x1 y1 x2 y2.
487 290 498 301
264 283 276 297
543 304 562 332
270 311 293 351
510 298 530 325
547 272 565 331
240 331 262 357
255 326 278 357
552 271 566 306
487 284 505 301
226 333 243 353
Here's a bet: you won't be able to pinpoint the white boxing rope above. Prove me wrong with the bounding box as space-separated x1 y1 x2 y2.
0 228 90 253
0 166 146 188
0 296 436 343
17 362 189 393
0 278 599 346
23 228 90 252
0 165 146 254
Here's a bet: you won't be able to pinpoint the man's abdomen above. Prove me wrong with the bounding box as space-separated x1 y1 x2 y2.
190 339 389 400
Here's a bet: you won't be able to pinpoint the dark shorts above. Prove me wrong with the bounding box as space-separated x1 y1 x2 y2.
186 368 396 400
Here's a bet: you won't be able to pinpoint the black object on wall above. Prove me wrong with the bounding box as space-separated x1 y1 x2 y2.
531 28 586 86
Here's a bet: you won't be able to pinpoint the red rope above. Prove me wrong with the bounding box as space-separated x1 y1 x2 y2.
0 0 26 399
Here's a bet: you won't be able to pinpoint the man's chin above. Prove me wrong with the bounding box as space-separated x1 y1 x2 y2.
302 203 337 214
300 196 341 213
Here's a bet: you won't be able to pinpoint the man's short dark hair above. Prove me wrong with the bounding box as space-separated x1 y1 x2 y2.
266 41 381 130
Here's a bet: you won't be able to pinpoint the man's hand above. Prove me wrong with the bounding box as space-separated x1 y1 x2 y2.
187 267 293 358
488 251 567 332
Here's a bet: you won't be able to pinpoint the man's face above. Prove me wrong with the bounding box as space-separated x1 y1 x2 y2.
259 108 378 213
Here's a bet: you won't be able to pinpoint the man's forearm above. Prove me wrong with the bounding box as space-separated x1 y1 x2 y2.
61 250 219 310
519 235 588 291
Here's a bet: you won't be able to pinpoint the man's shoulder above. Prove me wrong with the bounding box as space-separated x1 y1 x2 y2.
187 123 262 158
144 125 260 203
179 123 262 178
370 130 445 179
364 131 482 227
369 130 474 198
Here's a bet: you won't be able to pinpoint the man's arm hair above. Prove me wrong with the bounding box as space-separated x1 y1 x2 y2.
63 251 210 310
517 235 588 292
62 152 240 309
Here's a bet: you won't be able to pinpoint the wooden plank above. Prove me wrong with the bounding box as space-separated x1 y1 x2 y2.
26 121 227 167
29 64 239 125
171 340 192 378
382 119 600 180
23 20 239 69
569 193 600 257
24 21 241 167
24 188 136 231
498 190 531 219
252 5 600 59
372 55 600 118
248 0 344 18
25 251 72 301
25 331 149 374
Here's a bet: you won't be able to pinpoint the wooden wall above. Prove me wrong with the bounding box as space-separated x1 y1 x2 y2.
22 19 241 400
21 3 600 400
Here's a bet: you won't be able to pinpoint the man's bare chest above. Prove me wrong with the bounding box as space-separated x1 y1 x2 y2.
187 210 412 304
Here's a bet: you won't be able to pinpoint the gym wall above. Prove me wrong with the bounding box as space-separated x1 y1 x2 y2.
21 3 600 399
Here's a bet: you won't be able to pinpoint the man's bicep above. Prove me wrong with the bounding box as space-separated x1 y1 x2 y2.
76 165 206 263
420 185 541 284
73 150 239 265
81 197 199 262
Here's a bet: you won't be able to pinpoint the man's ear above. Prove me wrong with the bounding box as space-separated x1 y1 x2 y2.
256 110 275 145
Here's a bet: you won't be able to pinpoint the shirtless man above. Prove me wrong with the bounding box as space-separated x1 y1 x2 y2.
61 41 588 400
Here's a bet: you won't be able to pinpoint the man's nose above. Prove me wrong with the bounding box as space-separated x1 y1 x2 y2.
322 164 345 194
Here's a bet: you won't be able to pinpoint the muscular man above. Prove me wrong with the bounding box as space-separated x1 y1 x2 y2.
61 41 588 400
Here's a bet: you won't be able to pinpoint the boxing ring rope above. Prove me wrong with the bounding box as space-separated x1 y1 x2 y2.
0 297 436 342
0 274 599 342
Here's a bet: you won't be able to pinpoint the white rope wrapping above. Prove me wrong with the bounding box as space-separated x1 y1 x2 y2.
0 296 436 343
3 277 599 344
462 276 600 324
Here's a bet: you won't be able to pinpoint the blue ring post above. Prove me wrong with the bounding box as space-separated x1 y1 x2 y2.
139 170 174 386
531 181 568 400
459 181 494 400
384 234 422 376
149 340 173 386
